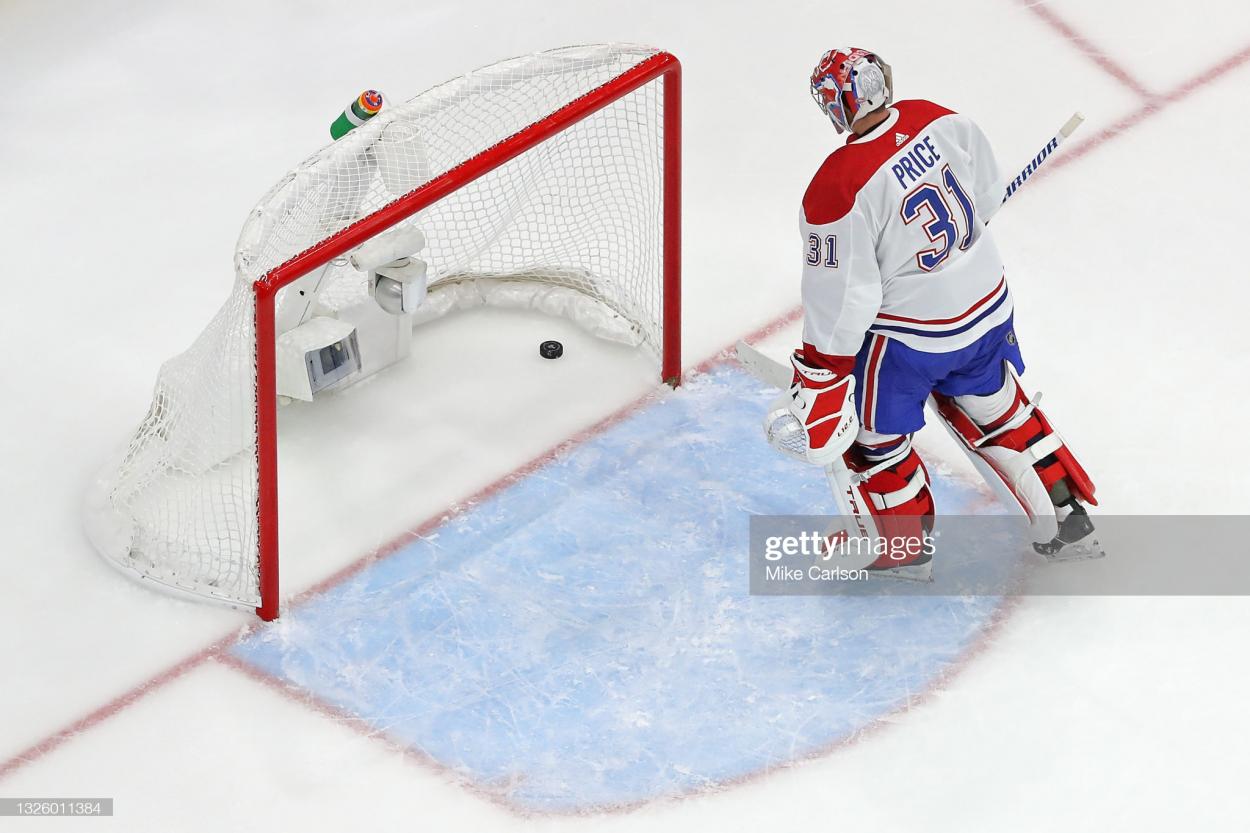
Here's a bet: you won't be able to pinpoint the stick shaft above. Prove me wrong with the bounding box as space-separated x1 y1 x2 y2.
1001 111 1084 204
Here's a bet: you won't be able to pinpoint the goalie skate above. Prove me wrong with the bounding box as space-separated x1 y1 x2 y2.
1032 502 1105 562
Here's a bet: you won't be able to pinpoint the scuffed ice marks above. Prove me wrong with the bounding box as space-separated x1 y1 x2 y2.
235 364 1006 812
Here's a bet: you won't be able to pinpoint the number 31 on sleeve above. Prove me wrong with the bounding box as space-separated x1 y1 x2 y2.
806 233 839 268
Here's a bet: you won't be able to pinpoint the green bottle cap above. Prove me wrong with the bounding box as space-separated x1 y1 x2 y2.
330 90 384 140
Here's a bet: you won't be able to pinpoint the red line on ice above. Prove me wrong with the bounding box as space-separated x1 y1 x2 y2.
1037 42 1250 180
0 644 225 781
214 651 527 817
1016 0 1154 99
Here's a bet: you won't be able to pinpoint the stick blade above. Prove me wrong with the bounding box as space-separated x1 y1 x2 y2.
734 341 792 390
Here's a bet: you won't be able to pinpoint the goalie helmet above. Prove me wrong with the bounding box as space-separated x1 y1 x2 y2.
810 48 893 134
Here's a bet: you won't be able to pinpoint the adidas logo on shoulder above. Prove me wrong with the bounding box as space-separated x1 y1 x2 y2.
895 132 910 146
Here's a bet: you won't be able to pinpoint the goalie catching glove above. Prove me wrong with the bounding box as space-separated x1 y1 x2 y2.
764 351 858 465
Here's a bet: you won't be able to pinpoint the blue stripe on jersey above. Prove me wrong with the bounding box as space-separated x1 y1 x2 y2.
871 288 1010 339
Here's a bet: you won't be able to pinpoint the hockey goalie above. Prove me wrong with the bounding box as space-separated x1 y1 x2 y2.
763 47 1099 579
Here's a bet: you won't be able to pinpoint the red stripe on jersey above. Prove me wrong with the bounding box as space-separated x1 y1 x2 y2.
875 275 1006 325
861 334 887 431
802 99 956 226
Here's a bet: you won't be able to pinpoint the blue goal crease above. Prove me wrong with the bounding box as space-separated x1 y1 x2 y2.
232 362 1010 813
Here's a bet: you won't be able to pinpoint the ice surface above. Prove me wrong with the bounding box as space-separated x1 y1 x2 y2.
234 365 1008 812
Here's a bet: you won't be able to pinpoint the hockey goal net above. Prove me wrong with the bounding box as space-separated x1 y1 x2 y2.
85 44 681 619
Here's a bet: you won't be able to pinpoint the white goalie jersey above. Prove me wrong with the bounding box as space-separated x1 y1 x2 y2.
801 99 1011 361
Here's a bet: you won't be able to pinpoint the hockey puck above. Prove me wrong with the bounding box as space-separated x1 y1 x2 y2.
539 340 564 359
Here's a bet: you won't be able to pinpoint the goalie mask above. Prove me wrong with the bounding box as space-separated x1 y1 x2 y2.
810 48 893 133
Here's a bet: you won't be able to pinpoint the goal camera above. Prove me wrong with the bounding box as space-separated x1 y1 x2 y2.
305 330 361 395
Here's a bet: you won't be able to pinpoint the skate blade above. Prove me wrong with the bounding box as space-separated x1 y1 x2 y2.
1036 538 1106 563
866 562 935 583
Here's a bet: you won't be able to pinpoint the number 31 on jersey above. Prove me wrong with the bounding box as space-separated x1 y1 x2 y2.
806 165 977 274
900 164 976 271
806 232 838 268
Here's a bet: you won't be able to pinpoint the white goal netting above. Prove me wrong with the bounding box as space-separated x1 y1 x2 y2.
85 44 672 609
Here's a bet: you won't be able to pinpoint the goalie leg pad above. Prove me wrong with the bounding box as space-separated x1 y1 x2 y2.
933 363 1096 535
848 434 935 569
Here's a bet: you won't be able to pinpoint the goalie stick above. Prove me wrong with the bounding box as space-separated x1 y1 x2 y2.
1001 112 1084 205
738 112 1085 553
